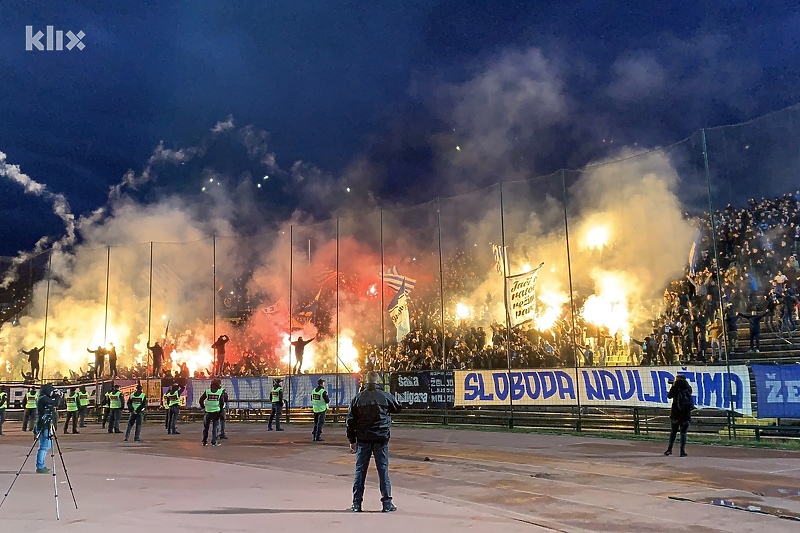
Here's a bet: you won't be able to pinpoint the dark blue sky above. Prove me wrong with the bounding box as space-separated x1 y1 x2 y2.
2 1 800 255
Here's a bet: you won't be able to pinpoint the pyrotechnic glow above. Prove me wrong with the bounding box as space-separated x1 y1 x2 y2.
585 226 609 250
534 288 568 331
582 271 631 336
523 263 531 271
339 332 360 373
171 345 214 376
367 284 377 296
455 302 472 320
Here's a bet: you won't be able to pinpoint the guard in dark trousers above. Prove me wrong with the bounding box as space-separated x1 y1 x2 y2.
346 371 401 512
199 379 225 446
664 375 694 457
311 378 330 441
218 384 230 440
0 385 8 435
22 386 38 432
77 385 90 427
106 384 123 434
164 383 185 434
267 378 284 431
63 387 80 434
124 383 146 442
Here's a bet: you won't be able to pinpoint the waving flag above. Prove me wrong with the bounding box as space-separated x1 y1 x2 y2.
387 280 410 341
314 267 338 286
382 266 416 293
298 289 321 318
492 244 509 275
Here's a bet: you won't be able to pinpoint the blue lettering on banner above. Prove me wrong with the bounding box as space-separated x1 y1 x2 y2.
454 366 752 415
752 364 800 418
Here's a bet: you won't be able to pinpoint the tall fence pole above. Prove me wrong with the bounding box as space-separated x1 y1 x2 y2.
380 210 386 371
212 235 217 374
499 183 515 428
146 242 153 403
287 226 293 423
701 129 736 439
41 251 53 381
562 170 583 431
103 246 110 347
436 198 448 424
335 218 340 421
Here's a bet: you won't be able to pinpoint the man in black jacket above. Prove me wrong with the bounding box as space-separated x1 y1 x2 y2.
345 371 401 513
664 374 693 457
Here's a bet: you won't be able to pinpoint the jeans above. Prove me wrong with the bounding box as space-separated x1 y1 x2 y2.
352 441 392 505
78 405 88 427
667 420 690 454
268 403 282 430
219 408 227 437
202 412 221 444
0 408 5 434
36 428 52 469
126 411 143 440
312 411 326 439
167 405 180 433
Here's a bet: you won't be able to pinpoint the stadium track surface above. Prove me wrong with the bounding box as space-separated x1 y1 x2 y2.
1 423 799 532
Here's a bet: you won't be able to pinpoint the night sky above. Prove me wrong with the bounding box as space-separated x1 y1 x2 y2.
2 1 800 256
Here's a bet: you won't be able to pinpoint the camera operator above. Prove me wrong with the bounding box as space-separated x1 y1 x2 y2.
35 384 61 474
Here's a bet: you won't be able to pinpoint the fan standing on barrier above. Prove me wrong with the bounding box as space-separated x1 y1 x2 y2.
124 383 146 442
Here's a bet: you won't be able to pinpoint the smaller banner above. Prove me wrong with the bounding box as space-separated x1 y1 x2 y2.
390 372 431 408
388 371 455 408
752 364 800 418
506 263 543 327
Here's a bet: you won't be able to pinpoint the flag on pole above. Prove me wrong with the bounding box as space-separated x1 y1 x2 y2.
688 227 704 275
492 244 509 275
297 289 321 318
382 266 416 293
387 280 411 342
506 262 544 327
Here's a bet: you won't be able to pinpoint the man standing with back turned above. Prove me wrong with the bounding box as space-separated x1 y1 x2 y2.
346 371 401 513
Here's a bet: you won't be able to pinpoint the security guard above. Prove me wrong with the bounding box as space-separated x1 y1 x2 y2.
199 379 225 446
106 384 123 434
0 385 8 435
267 378 283 431
22 386 38 433
63 387 80 434
164 383 185 435
77 385 90 427
311 378 330 442
124 383 146 442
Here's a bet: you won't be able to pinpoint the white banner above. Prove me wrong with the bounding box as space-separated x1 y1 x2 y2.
454 366 752 415
505 263 543 326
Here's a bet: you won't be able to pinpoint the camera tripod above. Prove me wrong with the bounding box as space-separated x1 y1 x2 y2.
0 421 78 520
